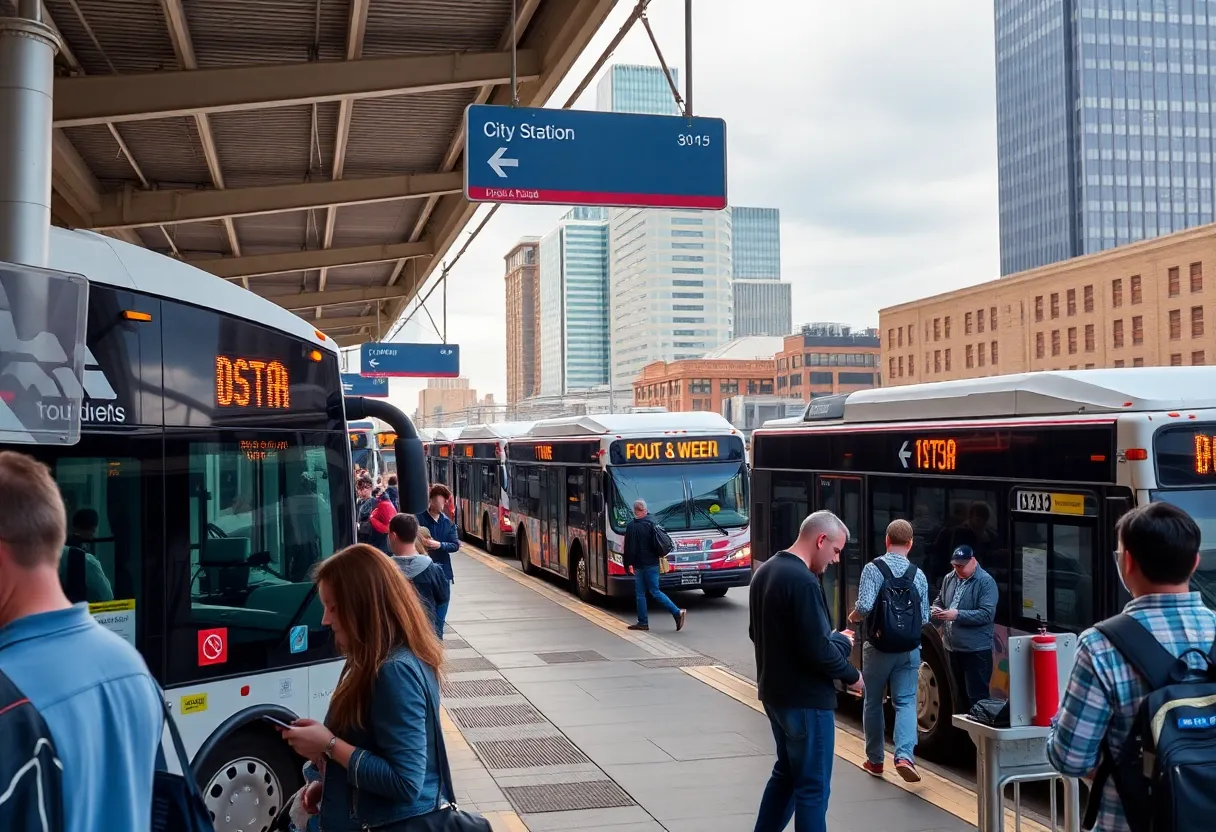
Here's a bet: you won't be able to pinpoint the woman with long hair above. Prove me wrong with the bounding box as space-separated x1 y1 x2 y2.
275 543 447 830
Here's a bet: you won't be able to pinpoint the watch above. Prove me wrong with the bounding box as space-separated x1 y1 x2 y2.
324 735 338 759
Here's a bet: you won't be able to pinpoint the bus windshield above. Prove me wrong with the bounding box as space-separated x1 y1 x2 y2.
609 462 749 533
1150 490 1216 610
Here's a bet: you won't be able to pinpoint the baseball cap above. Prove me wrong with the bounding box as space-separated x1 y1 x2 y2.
951 545 975 564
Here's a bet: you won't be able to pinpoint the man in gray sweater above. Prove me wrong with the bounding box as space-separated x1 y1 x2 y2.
931 544 999 713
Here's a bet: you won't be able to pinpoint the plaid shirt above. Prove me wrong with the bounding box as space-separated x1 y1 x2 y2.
1046 592 1216 831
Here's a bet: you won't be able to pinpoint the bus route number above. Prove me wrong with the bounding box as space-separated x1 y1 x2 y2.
1017 491 1052 513
1015 490 1085 516
677 134 711 147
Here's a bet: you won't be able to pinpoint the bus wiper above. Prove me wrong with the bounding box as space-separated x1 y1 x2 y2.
690 500 729 536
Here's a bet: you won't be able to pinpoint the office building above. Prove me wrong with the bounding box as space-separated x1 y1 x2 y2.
733 279 792 337
416 378 478 428
879 223 1214 386
775 323 882 399
632 336 782 413
596 64 680 115
732 207 781 279
538 209 611 395
504 237 541 405
996 1 1216 275
609 207 734 392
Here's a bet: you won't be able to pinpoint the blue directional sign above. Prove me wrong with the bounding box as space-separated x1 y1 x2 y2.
361 343 460 378
340 373 388 397
464 104 727 210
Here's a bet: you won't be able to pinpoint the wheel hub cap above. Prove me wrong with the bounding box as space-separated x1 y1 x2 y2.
916 660 940 733
204 757 281 832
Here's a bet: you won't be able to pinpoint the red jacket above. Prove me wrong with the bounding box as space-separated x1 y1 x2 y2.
368 496 397 534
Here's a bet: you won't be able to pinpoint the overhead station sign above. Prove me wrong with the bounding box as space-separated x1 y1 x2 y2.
360 342 459 378
464 104 728 210
340 373 388 397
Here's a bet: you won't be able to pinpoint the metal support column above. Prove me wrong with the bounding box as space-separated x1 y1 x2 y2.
684 0 693 116
0 2 61 268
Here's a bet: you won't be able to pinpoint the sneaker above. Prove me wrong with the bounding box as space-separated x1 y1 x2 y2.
894 759 921 783
628 623 649 631
675 610 687 632
862 760 884 777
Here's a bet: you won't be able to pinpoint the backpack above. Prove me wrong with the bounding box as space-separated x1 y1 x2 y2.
1084 613 1216 832
651 522 674 556
0 668 64 832
865 559 922 653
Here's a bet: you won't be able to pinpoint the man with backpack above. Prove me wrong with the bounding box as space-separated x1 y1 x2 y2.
1048 501 1216 832
623 499 687 632
848 519 930 783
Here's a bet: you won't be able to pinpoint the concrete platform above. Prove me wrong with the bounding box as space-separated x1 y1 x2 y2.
439 550 985 832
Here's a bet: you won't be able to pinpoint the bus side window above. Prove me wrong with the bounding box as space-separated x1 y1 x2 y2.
566 469 586 525
769 476 808 555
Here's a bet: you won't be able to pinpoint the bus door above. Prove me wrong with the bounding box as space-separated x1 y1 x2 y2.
1105 488 1135 615
588 469 607 590
817 475 864 666
542 467 564 574
1008 487 1099 636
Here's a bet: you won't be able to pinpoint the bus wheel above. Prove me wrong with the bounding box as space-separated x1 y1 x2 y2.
197 726 301 832
482 517 495 556
518 531 538 576
702 587 728 598
916 645 954 759
572 548 593 603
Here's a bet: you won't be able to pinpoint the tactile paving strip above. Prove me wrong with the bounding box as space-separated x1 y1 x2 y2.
634 655 718 668
441 677 518 698
536 650 608 664
446 657 497 673
444 638 470 650
472 735 591 770
502 780 635 813
449 703 545 730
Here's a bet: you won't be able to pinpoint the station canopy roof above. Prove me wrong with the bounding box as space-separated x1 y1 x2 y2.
42 0 616 347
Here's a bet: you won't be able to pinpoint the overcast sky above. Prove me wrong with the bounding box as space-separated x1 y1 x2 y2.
357 0 1000 410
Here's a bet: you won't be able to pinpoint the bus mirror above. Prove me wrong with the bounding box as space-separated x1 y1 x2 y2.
591 492 604 514
394 437 428 514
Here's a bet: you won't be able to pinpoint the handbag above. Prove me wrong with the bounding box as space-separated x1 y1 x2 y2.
151 694 215 832
658 555 673 574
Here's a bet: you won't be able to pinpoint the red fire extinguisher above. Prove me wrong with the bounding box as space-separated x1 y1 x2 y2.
1031 619 1060 727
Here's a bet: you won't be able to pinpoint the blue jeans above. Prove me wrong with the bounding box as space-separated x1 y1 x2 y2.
754 706 834 832
633 565 680 626
434 600 449 640
861 642 920 765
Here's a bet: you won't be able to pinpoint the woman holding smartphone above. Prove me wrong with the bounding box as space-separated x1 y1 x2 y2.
273 543 447 831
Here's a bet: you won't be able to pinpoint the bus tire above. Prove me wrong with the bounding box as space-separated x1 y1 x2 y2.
196 724 302 832
518 530 538 576
702 587 729 598
482 516 495 556
571 545 593 603
916 642 954 759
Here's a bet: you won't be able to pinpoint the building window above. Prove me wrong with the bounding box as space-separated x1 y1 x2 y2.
689 378 712 394
719 379 739 395
907 355 914 377
1067 289 1076 316
1192 262 1204 293
933 350 941 373
897 328 904 348
990 307 997 331
1083 285 1094 313
1050 293 1060 319
1051 330 1061 356
889 357 897 378
978 342 986 367
944 349 951 371
1171 353 1183 366
1112 278 1123 308
1035 295 1044 322
1113 319 1124 348
1133 357 1145 367
897 356 904 377
1193 306 1205 338
887 328 894 345
1084 324 1095 352
1132 316 1144 346
907 325 914 346
933 318 940 341
977 309 985 334
1170 309 1182 340
791 354 802 369
925 321 930 342
1035 332 1045 359
964 312 973 335
944 316 952 339
1169 267 1181 297
1114 360 1125 368
1068 327 1077 354
924 352 929 374
965 344 974 368
1194 351 1206 366
1131 275 1142 305
991 340 998 364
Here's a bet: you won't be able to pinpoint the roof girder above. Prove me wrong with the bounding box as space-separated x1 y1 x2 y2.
310 313 385 332
53 49 541 128
187 240 431 279
277 284 414 311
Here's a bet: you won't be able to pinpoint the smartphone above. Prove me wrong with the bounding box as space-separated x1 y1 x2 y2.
261 715 293 730
840 628 854 640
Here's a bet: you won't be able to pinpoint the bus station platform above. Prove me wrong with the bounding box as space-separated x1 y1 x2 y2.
439 549 986 832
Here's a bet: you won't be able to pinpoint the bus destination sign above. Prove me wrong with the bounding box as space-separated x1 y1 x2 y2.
215 356 291 409
609 435 744 466
1155 424 1216 486
507 440 601 464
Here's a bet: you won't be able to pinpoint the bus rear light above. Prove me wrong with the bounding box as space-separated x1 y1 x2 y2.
608 551 627 576
498 506 512 531
709 539 731 551
308 349 323 362
1126 448 1148 461
1090 454 1107 463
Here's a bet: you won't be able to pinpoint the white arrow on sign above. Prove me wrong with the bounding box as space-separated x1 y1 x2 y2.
898 441 912 469
488 147 518 178
368 358 379 368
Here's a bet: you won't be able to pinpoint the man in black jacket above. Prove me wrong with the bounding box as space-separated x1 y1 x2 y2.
623 499 686 632
750 509 863 832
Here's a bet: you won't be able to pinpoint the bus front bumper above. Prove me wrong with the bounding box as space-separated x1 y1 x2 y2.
606 567 752 599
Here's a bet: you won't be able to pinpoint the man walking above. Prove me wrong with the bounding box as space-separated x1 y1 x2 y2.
750 510 863 832
0 452 162 832
623 499 686 632
848 519 929 782
931 544 999 713
416 483 460 582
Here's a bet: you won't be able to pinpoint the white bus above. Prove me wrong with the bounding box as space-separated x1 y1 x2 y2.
506 412 753 601
750 368 1216 757
22 227 426 832
452 421 533 554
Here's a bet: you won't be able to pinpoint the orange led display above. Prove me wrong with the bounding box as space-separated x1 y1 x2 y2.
534 444 554 461
1195 434 1214 475
215 356 290 409
378 432 399 448
915 438 958 472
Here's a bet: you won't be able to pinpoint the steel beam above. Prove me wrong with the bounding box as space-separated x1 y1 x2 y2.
88 170 463 230
54 50 541 128
311 313 382 332
273 284 414 311
188 240 431 279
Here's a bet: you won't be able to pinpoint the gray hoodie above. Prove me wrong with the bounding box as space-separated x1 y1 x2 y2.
393 553 433 579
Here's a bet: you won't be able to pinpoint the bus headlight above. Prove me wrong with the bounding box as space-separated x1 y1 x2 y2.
609 551 624 567
724 544 751 565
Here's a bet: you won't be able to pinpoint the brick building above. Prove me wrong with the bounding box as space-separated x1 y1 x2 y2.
880 224 1216 387
504 237 541 405
632 336 780 412
774 323 882 400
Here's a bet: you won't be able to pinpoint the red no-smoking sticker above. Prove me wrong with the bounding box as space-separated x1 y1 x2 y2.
198 627 228 666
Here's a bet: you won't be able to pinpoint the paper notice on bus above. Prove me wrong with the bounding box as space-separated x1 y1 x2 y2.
88 598 136 647
1021 548 1048 620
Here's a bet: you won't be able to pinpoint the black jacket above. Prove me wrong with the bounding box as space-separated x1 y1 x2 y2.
749 551 859 710
623 515 663 570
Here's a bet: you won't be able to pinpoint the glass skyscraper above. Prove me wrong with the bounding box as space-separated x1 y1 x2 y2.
997 0 1216 275
538 210 611 395
595 64 681 115
731 206 782 279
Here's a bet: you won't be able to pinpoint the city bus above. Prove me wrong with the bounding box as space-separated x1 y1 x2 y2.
452 422 533 554
19 227 427 832
377 422 399 477
507 412 753 601
749 368 1216 758
424 427 459 520
348 419 383 480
